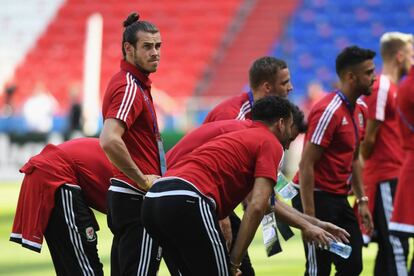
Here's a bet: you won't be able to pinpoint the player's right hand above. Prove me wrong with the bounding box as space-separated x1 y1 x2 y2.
318 221 350 243
301 224 334 248
143 174 161 190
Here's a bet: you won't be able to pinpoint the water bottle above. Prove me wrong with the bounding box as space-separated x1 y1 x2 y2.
328 241 352 259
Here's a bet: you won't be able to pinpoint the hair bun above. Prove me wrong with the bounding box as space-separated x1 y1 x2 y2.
123 12 140 27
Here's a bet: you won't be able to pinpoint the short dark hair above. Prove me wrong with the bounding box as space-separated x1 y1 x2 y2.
335 46 376 77
249 57 288 90
291 103 307 133
122 12 159 58
252 96 292 125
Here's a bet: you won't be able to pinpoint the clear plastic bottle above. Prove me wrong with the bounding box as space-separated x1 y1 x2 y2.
329 241 352 259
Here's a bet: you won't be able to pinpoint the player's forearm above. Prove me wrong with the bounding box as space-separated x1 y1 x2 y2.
351 158 366 199
299 162 316 216
273 201 311 230
278 200 320 225
100 136 147 188
361 119 381 160
230 202 265 265
360 139 375 160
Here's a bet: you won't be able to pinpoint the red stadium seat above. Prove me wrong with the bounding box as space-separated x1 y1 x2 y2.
11 0 242 111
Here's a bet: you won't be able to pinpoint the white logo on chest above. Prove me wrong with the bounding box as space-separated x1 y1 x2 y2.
342 117 348 125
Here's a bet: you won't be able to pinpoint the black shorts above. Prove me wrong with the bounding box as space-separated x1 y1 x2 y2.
142 177 230 276
107 179 161 276
45 184 103 276
292 190 363 276
372 178 408 276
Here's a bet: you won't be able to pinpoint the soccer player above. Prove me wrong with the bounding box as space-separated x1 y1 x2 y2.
361 32 413 275
167 102 305 166
203 56 293 275
204 56 292 123
141 96 296 276
99 12 164 276
390 64 414 274
166 99 349 243
10 138 112 276
292 46 376 275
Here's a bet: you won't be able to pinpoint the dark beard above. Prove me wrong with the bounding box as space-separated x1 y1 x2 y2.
132 51 151 75
135 63 151 76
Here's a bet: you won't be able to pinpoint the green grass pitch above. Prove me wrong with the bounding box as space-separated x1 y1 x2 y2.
0 182 381 275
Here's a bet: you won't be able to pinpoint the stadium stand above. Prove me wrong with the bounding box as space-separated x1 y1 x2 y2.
270 0 414 102
0 0 65 96
5 0 242 113
2 0 414 129
200 0 299 98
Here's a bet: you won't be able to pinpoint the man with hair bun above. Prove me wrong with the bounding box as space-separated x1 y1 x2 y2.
100 12 164 276
361 31 413 276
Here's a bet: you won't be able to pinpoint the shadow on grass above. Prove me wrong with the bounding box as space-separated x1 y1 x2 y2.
0 254 110 275
0 261 54 275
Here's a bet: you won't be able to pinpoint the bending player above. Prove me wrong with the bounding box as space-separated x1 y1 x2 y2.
11 138 112 275
143 96 348 276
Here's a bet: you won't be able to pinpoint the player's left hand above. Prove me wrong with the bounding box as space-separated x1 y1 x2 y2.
144 174 161 190
358 203 374 235
230 268 242 276
229 261 242 276
317 221 350 243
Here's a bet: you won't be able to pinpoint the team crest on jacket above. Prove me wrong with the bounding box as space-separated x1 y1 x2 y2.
85 226 96 242
358 112 364 128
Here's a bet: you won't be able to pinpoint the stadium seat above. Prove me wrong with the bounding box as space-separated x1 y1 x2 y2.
8 0 243 111
271 0 414 101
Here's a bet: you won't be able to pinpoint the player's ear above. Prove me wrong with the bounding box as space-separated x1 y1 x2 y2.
262 81 271 94
396 49 404 64
124 42 134 56
345 70 355 83
276 117 285 131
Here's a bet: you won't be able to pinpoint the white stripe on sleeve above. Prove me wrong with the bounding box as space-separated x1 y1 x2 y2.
311 95 342 145
375 75 390 122
236 101 251 120
116 72 132 120
121 74 138 122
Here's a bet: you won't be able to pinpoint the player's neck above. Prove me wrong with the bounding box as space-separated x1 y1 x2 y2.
338 85 357 106
252 89 264 102
382 63 400 83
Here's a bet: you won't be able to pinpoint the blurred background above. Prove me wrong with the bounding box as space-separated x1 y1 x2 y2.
1 0 414 178
0 0 413 274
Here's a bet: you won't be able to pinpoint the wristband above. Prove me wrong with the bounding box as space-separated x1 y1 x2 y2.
230 260 241 270
356 196 369 204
